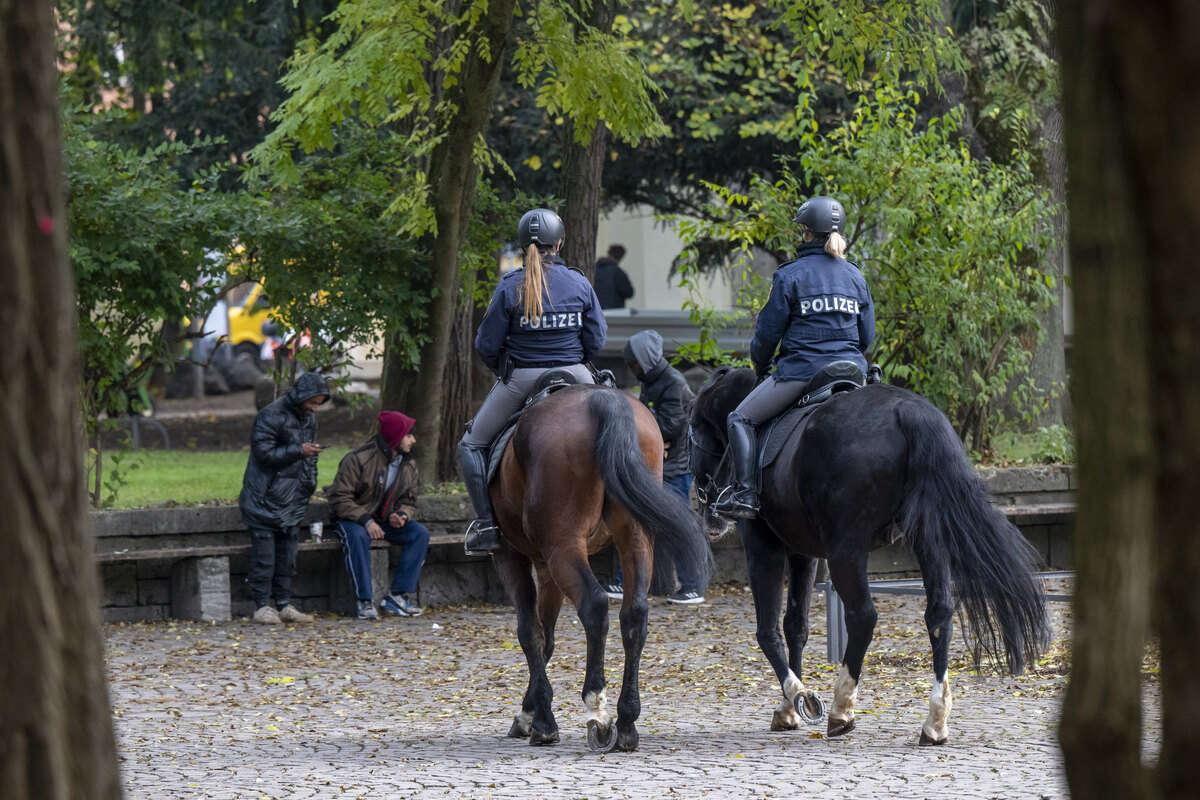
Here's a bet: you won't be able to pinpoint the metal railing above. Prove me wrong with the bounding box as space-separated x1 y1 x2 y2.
822 570 1074 663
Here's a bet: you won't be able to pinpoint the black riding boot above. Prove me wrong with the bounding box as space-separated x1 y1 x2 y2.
712 415 760 519
457 442 501 554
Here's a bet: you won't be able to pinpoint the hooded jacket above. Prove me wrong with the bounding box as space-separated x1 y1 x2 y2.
238 372 329 530
327 436 420 526
625 330 694 479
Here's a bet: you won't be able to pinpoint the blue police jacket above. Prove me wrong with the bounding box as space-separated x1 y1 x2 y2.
750 242 876 383
475 256 607 372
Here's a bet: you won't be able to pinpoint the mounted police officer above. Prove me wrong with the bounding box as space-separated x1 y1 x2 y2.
711 196 876 519
458 208 608 553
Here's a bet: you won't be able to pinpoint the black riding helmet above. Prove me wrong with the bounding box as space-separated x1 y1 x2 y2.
792 196 845 234
517 208 565 250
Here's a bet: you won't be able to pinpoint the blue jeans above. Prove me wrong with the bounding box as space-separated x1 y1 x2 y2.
335 519 430 601
665 474 704 593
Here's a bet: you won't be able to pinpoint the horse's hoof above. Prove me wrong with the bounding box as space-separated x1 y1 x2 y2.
507 717 532 739
919 730 948 746
614 726 639 753
770 711 799 731
795 691 826 725
529 728 560 746
586 719 618 753
827 716 856 738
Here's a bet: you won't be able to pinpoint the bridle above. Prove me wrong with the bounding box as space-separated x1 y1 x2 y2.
688 423 730 507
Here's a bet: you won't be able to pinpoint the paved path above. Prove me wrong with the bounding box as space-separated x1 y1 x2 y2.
105 582 1159 799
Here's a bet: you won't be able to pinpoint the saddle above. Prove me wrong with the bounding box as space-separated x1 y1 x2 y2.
758 360 867 469
485 369 581 483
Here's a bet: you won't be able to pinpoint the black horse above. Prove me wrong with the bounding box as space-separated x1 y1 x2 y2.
689 366 1049 744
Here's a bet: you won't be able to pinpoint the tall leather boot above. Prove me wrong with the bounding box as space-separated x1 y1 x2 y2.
457 441 501 554
712 415 760 519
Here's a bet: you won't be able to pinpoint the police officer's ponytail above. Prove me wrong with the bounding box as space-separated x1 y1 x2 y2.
515 208 564 321
825 231 848 259
522 245 548 320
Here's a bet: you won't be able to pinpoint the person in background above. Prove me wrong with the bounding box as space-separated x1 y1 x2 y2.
603 329 707 605
327 411 430 620
238 371 330 624
594 244 635 310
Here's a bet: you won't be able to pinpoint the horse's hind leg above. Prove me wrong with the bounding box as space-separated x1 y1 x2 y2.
743 519 815 731
495 550 560 745
914 543 954 745
827 556 878 738
610 517 653 752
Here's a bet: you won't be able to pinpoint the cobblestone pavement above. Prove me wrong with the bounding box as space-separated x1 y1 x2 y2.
105 581 1160 800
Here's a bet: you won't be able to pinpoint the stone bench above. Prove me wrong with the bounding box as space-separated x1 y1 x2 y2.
93 470 1075 622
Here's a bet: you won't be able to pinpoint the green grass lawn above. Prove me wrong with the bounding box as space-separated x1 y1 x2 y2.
94 425 1073 509
98 447 351 509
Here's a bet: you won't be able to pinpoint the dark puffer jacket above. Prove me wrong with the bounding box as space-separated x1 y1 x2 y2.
238 372 330 530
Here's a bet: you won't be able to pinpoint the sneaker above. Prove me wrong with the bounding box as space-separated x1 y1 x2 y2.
601 583 624 600
278 604 314 623
667 590 705 605
252 605 281 625
356 600 378 620
381 593 423 617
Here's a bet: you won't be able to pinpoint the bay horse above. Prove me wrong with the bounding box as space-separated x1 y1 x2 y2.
689 366 1049 744
489 383 710 752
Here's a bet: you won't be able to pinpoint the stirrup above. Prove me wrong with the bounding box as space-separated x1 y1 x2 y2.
711 486 759 519
464 519 501 555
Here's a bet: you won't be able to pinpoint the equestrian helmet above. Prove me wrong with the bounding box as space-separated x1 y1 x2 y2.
792 196 845 234
518 208 565 250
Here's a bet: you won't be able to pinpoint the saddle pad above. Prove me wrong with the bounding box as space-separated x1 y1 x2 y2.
758 404 819 470
486 422 519 485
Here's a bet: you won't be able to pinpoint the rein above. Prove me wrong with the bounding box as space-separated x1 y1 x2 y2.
688 424 729 506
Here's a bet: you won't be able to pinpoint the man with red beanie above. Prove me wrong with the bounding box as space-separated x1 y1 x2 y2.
327 410 429 619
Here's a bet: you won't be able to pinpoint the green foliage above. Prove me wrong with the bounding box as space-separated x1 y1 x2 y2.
674 85 1057 451
1027 424 1075 464
61 0 342 184
241 123 431 380
248 0 667 229
65 103 245 430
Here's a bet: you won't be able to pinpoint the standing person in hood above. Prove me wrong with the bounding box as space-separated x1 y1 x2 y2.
711 196 875 519
327 411 429 620
607 329 707 605
459 207 607 555
593 244 635 309
238 371 330 624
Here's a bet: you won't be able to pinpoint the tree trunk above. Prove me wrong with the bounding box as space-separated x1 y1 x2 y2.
379 0 517 480
1057 1 1200 797
559 0 616 282
0 1 123 796
1026 7 1067 429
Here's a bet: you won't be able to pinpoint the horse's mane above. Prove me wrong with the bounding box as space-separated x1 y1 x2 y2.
692 366 757 435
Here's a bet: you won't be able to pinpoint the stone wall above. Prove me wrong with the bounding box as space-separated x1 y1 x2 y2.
93 466 1074 621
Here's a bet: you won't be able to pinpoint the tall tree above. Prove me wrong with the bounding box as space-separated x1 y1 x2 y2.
1056 1 1200 797
250 0 664 478
63 0 341 183
0 0 122 796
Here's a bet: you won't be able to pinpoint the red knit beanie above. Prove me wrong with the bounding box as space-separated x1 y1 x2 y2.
379 411 416 449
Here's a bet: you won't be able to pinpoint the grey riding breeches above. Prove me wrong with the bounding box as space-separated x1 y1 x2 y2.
460 364 594 448
728 376 808 426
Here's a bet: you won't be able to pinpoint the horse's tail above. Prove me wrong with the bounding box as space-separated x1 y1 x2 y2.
588 389 711 588
896 399 1050 674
